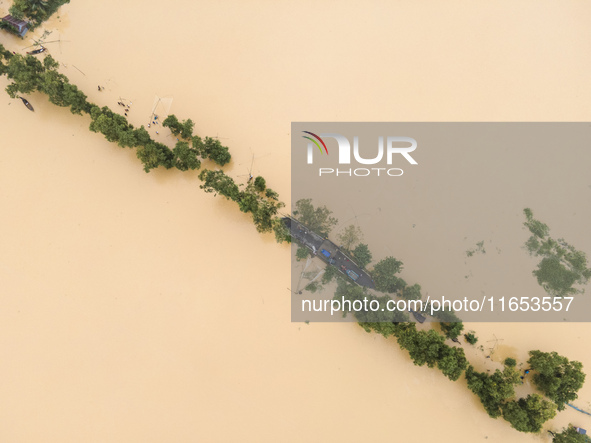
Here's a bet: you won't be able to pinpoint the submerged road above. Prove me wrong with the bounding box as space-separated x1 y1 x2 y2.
283 217 376 290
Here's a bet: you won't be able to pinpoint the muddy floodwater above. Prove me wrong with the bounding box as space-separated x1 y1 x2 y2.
1 1 591 442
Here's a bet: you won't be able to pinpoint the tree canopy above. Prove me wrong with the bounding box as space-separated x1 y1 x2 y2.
172 140 201 171
197 136 232 166
553 425 591 443
465 366 521 418
198 169 240 201
440 322 464 340
400 283 422 301
352 243 372 269
136 142 174 172
10 0 70 29
333 279 467 382
254 176 266 193
162 115 195 140
372 256 406 294
523 208 591 297
293 199 337 237
337 224 362 250
395 324 468 381
501 394 556 433
528 350 585 410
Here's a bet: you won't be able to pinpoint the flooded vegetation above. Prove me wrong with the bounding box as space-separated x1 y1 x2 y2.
1 1 591 442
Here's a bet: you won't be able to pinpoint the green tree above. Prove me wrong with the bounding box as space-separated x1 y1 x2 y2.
523 209 591 297
395 326 439 365
236 190 259 214
321 265 339 284
395 326 467 380
465 365 521 418
293 199 338 237
441 322 464 340
425 305 462 323
192 135 205 154
305 282 320 293
41 71 91 114
337 224 362 250
136 142 174 172
61 82 91 114
352 243 372 269
5 54 45 97
251 198 284 233
117 128 138 148
201 137 231 166
272 217 291 244
334 280 408 329
4 53 91 115
88 106 137 147
254 176 266 193
464 332 478 345
437 345 469 381
162 114 182 135
0 44 13 74
10 0 70 28
553 425 591 443
265 188 279 201
172 140 201 171
400 283 422 300
524 208 549 239
198 169 240 201
134 126 152 146
296 246 309 261
333 280 466 380
502 394 557 433
528 350 585 410
504 357 517 367
372 257 405 294
180 118 194 139
534 256 580 297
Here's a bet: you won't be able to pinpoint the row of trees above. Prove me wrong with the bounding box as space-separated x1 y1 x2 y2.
354 218 585 433
0 45 291 244
9 0 70 30
465 364 523 418
333 280 468 381
290 199 587 434
198 169 289 242
161 115 231 166
292 198 337 237
369 254 465 339
2 52 90 114
291 199 465 338
0 49 234 170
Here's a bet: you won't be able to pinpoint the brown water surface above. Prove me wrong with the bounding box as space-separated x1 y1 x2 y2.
1 1 590 441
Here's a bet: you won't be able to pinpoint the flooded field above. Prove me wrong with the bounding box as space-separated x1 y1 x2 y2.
0 1 590 441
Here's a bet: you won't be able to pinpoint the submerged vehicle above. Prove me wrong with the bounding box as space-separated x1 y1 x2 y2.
27 46 46 55
409 309 426 323
345 269 359 281
19 96 34 111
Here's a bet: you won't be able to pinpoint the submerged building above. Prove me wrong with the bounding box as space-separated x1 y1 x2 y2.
2 15 29 37
283 217 375 289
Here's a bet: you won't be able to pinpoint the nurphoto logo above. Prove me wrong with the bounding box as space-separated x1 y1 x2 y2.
302 131 418 177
